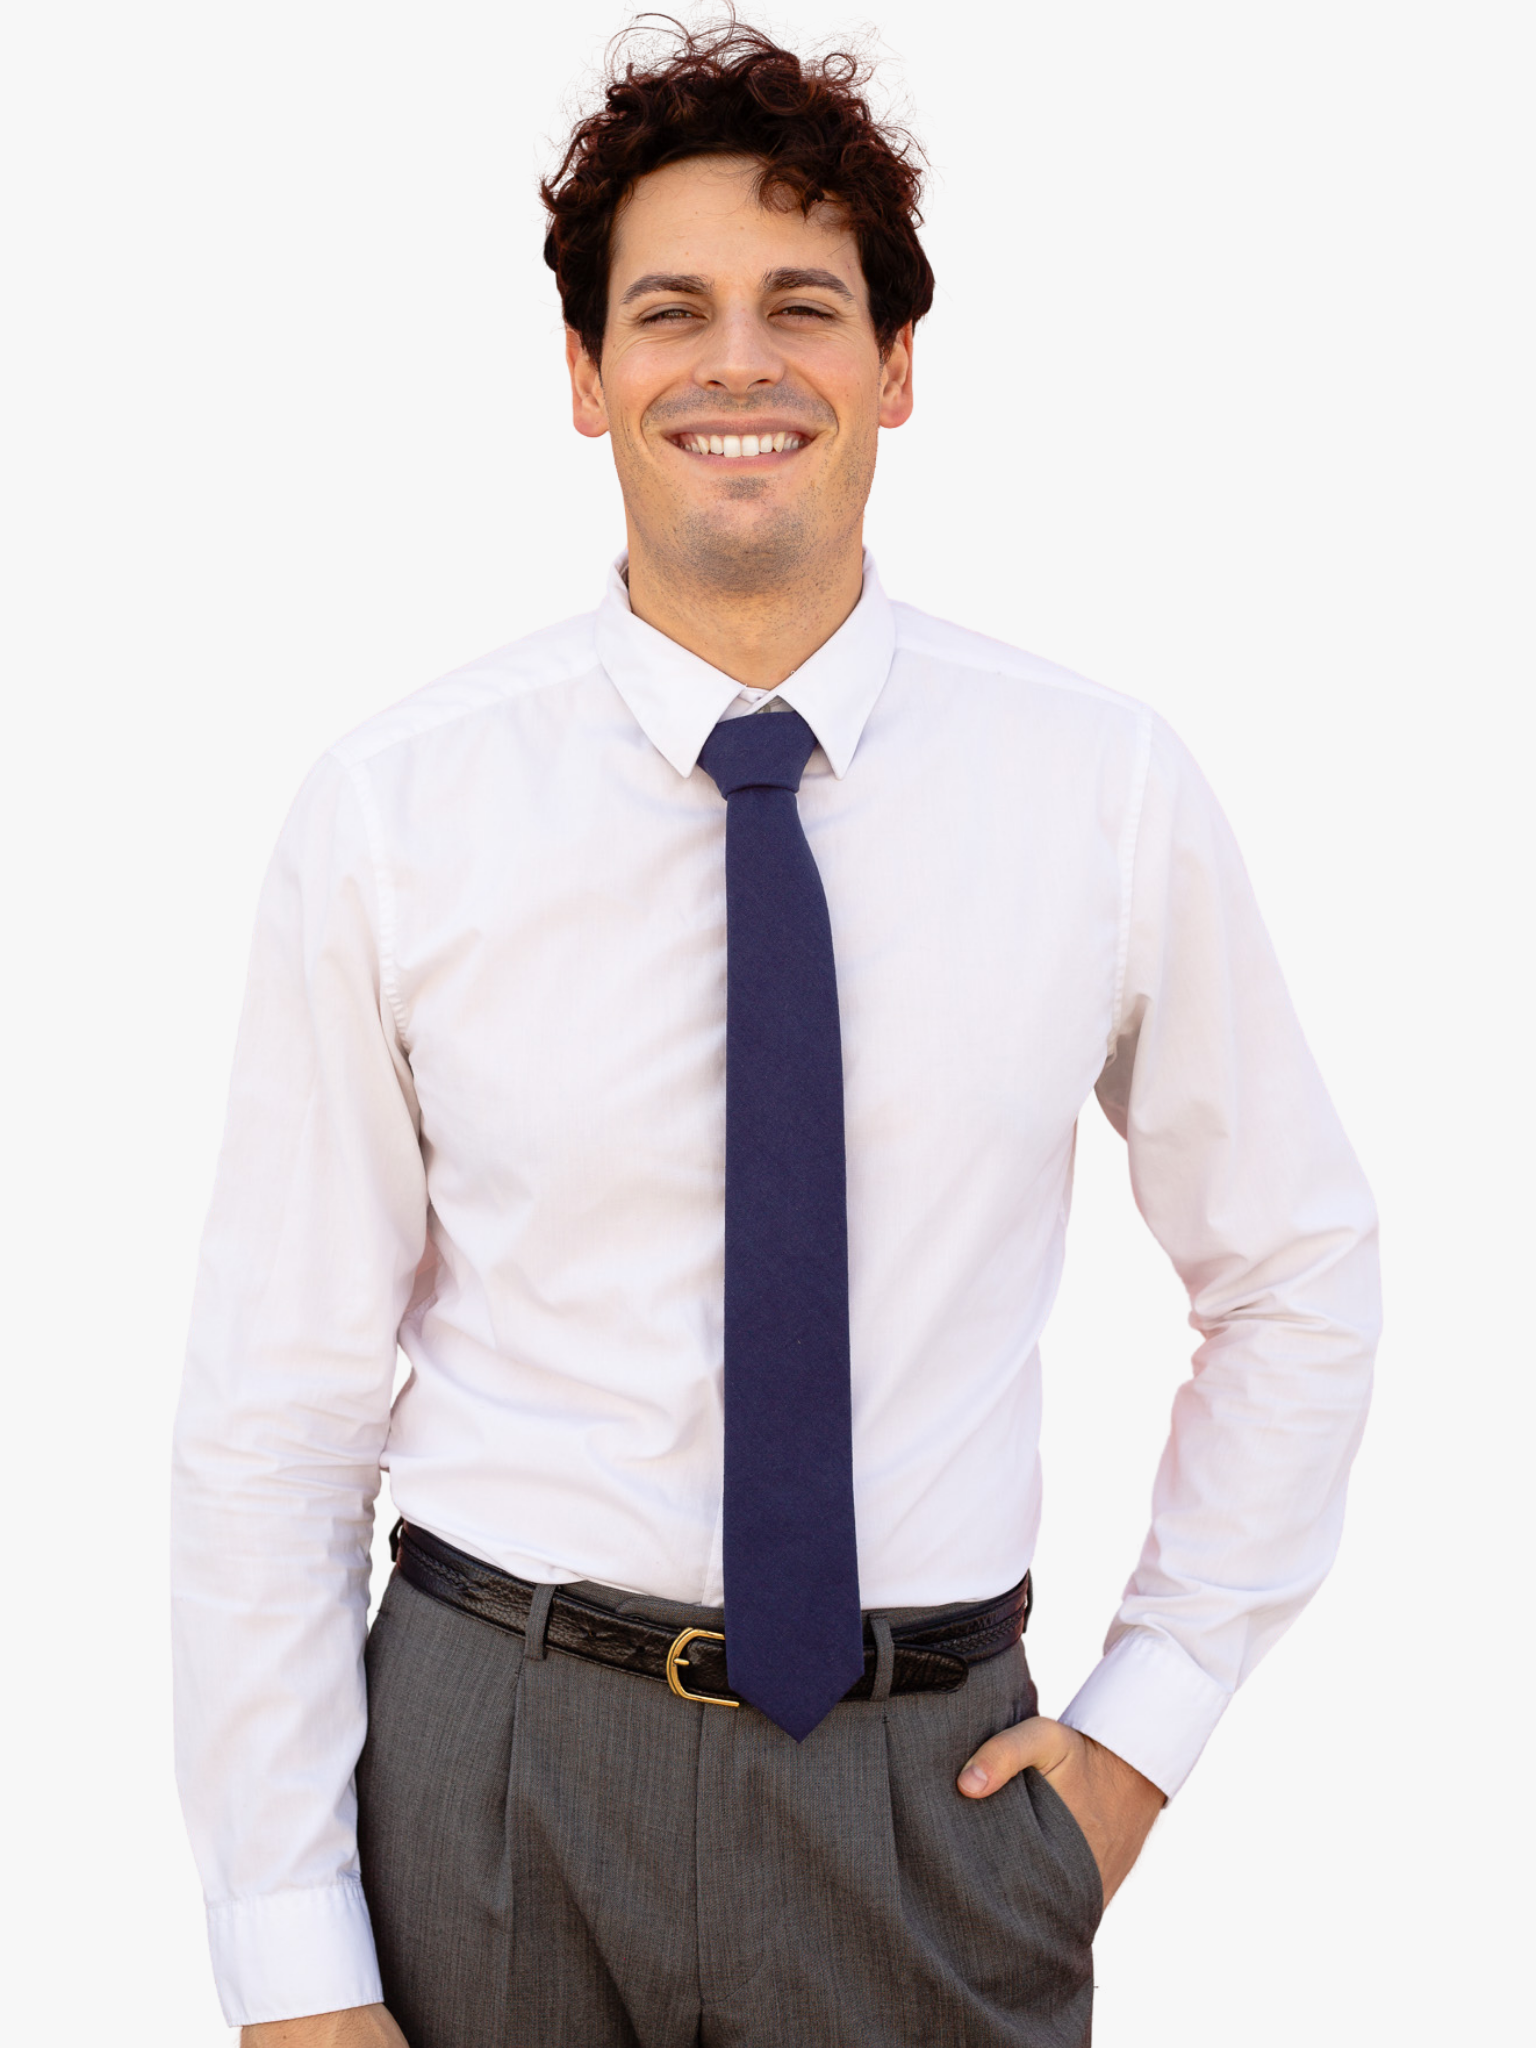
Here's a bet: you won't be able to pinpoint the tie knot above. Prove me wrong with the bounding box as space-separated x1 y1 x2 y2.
697 707 818 799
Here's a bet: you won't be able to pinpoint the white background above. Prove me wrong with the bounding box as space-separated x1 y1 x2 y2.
3 3 1531 2040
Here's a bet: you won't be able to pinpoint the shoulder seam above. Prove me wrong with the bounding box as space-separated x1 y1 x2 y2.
1109 707 1156 1049
339 758 409 1043
890 608 1146 716
327 639 604 772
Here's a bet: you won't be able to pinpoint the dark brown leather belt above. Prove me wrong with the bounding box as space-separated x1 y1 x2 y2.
392 1521 1031 1707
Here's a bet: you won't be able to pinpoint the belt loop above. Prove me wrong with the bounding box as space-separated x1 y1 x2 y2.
388 1517 404 1563
870 1617 895 1703
524 1583 556 1661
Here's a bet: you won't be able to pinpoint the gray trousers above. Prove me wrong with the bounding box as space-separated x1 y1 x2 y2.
357 1567 1101 2047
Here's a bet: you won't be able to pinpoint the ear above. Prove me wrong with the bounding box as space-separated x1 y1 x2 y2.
566 327 609 439
877 323 915 430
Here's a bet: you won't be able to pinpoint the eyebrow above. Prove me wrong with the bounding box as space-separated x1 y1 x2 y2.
619 272 711 305
618 266 856 307
762 267 855 302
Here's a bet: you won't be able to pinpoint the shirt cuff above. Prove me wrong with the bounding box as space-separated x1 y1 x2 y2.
1058 1627 1232 1798
206 1877 384 2028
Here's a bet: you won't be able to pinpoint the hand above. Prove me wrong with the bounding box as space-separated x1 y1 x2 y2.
241 2007 409 2046
957 1716 1165 1907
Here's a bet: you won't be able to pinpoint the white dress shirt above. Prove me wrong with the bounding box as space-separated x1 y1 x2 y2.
172 554 1379 2025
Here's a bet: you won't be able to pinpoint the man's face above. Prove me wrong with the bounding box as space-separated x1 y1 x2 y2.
566 154 913 591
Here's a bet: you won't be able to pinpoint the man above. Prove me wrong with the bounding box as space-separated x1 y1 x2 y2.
173 22 1379 2048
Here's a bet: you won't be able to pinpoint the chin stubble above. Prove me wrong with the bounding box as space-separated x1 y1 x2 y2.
667 490 816 592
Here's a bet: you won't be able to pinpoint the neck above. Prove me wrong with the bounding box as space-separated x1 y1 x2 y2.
622 528 866 690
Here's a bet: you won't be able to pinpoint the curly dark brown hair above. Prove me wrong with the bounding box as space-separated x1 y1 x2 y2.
541 14 935 362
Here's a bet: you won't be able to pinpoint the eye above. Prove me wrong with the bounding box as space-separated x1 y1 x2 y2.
639 305 700 325
776 302 835 320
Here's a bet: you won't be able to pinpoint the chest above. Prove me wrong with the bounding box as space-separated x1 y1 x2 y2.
386 702 1124 1206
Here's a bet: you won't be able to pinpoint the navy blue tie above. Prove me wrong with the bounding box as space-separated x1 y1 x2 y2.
697 709 865 1741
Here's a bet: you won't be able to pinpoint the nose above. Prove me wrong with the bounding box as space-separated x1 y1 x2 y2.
692 300 785 398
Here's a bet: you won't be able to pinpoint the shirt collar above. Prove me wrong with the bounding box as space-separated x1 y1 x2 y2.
593 550 897 780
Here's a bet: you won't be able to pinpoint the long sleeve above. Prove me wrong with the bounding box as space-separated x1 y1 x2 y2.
172 753 428 2026
1058 716 1380 1796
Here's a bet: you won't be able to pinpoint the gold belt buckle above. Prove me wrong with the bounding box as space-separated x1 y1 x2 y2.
664 1626 739 1707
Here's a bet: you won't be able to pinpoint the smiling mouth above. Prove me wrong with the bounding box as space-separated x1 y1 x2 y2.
668 430 811 461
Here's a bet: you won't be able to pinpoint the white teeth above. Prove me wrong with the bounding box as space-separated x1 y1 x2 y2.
684 429 804 457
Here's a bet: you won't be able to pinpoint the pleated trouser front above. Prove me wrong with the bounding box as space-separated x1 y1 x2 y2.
356 1567 1101 2048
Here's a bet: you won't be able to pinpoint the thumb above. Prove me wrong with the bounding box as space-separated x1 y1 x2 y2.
957 1714 1079 1800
